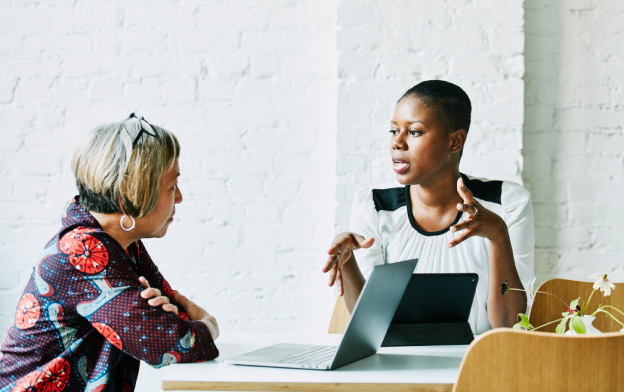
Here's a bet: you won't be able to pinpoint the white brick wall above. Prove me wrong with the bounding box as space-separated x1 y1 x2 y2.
1 0 624 391
524 0 624 284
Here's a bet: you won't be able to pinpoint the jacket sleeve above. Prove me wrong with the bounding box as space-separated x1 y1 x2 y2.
131 241 192 320
65 231 218 367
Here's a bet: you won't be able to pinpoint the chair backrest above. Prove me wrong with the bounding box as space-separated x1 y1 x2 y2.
528 278 624 332
453 329 624 392
327 296 350 334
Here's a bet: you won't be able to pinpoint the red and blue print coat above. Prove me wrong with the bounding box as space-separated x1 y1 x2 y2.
0 197 219 391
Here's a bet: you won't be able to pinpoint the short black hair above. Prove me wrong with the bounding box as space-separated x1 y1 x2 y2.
399 80 471 133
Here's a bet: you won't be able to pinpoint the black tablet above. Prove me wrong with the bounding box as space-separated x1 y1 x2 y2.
381 273 479 346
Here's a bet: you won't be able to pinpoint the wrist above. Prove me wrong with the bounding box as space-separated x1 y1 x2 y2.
200 316 219 340
488 223 511 246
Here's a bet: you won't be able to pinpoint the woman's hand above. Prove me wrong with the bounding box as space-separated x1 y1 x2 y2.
449 178 526 327
448 177 508 248
139 276 178 315
174 291 219 340
322 232 374 296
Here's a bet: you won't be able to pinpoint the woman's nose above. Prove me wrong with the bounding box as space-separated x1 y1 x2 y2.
392 131 407 150
175 186 183 204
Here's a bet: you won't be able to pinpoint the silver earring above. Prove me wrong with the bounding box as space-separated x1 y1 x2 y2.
120 215 136 231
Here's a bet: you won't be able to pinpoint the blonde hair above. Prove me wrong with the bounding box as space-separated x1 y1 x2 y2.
72 115 180 218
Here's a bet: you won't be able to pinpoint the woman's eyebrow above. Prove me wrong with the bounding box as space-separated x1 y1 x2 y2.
168 172 180 183
390 120 425 125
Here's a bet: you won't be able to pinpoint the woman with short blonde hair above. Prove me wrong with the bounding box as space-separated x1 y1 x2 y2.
72 113 180 219
0 114 219 392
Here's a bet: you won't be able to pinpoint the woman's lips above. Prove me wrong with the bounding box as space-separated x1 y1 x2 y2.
393 157 409 173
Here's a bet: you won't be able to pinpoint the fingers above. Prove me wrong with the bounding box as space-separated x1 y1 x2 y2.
358 236 375 249
322 253 340 273
140 286 162 299
448 226 475 248
336 267 344 297
324 233 374 273
323 247 354 274
327 233 374 255
139 276 163 301
457 202 480 217
139 277 180 315
138 276 150 289
450 199 481 248
457 177 475 204
161 303 179 315
324 233 373 294
450 179 481 248
456 177 480 218
147 295 170 307
326 261 337 286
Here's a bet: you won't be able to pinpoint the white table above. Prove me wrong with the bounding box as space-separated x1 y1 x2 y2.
161 333 469 391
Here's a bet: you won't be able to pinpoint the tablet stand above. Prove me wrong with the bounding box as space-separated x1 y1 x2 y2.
381 322 474 346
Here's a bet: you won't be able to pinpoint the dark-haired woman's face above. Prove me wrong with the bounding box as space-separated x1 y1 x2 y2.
389 96 456 186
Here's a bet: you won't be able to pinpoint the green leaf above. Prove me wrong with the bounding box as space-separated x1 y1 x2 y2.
569 297 580 311
571 316 586 334
556 317 568 334
515 313 533 330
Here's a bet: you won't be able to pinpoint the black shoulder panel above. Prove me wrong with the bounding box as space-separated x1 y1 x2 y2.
372 187 408 211
461 174 502 205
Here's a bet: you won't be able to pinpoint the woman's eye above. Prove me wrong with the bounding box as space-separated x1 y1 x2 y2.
389 129 399 135
408 130 421 136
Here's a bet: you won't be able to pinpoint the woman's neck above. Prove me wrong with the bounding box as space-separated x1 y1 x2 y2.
90 211 138 250
411 171 461 207
408 171 463 232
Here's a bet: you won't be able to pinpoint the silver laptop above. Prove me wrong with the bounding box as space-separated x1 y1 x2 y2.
224 258 418 370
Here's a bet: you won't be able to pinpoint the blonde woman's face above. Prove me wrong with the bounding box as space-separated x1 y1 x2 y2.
136 158 182 239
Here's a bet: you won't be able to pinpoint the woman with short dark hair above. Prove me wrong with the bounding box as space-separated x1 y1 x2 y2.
323 81 534 332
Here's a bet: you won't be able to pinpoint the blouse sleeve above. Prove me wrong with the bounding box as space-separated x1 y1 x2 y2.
68 232 218 368
348 188 386 280
501 181 536 295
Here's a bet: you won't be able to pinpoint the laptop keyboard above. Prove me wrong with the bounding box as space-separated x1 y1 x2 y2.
278 345 337 366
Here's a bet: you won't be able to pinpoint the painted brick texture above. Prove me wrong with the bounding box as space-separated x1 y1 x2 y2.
524 0 624 284
1 0 624 390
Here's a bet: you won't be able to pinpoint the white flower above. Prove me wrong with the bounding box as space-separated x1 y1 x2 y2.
588 273 616 296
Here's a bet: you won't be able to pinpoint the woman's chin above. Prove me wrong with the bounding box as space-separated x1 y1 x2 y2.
394 172 412 185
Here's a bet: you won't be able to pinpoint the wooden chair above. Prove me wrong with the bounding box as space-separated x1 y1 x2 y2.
453 328 624 392
528 278 624 333
327 296 350 334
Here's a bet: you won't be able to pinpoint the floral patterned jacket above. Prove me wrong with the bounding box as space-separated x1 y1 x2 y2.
0 197 219 392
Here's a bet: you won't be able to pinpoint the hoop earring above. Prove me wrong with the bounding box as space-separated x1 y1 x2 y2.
120 215 136 231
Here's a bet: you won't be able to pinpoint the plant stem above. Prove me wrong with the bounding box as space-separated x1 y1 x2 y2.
594 306 624 328
583 289 596 315
530 316 566 332
508 288 570 309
